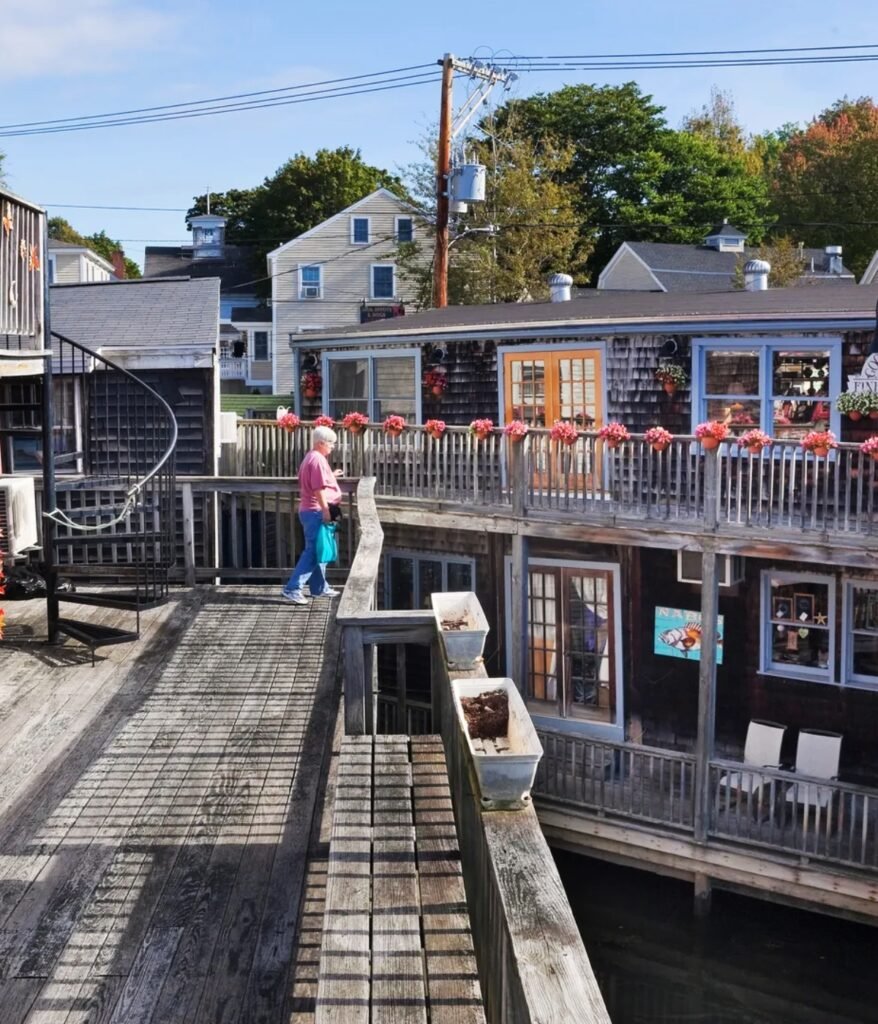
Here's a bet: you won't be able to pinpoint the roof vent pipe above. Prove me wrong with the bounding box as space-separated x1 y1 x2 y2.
548 272 573 302
825 244 844 274
743 259 770 292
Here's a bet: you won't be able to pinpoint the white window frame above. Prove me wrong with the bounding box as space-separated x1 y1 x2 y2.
322 347 422 422
384 549 476 610
351 216 371 245
395 216 415 243
691 337 842 441
298 264 323 300
842 579 878 691
370 263 396 300
759 569 836 683
504 555 624 740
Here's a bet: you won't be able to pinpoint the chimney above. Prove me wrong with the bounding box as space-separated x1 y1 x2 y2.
743 259 770 291
110 249 126 279
825 245 844 274
548 272 573 302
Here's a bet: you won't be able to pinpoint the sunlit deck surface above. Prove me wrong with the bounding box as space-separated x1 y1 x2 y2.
0 587 339 1024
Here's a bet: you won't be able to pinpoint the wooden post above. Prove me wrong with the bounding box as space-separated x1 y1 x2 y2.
693 872 713 918
344 625 368 735
432 53 454 309
181 482 197 587
510 437 526 518
510 532 529 695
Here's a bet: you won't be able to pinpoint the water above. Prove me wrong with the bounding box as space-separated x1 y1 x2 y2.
555 851 878 1024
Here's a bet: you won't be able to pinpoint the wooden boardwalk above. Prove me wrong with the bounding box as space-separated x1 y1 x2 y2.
0 587 339 1024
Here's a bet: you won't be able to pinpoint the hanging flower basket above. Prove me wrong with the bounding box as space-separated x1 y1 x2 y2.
549 420 579 447
644 426 673 453
314 414 335 428
383 414 406 437
598 422 631 450
801 430 837 457
694 421 730 450
275 407 300 433
469 418 494 441
861 436 878 461
301 371 322 400
424 368 448 398
737 429 772 456
341 411 368 434
424 418 446 440
503 420 529 443
655 363 688 396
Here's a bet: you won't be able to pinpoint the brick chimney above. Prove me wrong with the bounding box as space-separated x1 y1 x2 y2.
110 249 126 279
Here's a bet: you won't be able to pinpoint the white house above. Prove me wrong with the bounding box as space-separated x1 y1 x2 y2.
48 239 117 285
267 188 425 396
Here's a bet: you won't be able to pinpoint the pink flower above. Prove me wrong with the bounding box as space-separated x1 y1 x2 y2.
275 407 300 432
737 429 772 451
694 421 730 442
383 414 407 434
301 371 322 393
423 368 448 393
314 414 335 428
550 420 579 446
801 430 837 453
469 418 494 438
424 418 446 438
598 422 631 444
861 436 878 456
341 412 368 431
644 426 673 446
503 419 530 439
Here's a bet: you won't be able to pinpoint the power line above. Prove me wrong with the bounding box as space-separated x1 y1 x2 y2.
501 43 878 59
44 203 189 212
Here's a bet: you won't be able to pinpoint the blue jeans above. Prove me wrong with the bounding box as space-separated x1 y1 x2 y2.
284 509 329 596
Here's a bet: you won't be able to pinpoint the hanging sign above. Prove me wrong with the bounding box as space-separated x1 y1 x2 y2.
654 607 724 664
847 353 878 395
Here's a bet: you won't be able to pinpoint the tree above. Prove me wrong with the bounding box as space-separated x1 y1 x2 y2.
682 88 746 156
769 97 878 276
187 147 407 280
733 236 808 288
397 129 588 306
48 217 140 278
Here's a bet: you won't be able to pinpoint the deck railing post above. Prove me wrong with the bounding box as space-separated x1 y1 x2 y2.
181 483 197 587
510 437 526 518
343 624 368 734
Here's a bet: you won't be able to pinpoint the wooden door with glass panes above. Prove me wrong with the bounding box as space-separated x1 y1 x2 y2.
526 565 616 723
504 349 604 487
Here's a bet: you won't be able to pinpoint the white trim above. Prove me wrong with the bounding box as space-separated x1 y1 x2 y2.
759 569 835 683
860 250 878 285
322 346 422 422
384 548 476 609
504 554 625 740
597 242 666 292
842 578 878 691
266 188 422 258
395 215 415 243
370 263 396 300
351 216 371 245
298 263 323 300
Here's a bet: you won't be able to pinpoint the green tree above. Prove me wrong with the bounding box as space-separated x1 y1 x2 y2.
733 236 808 288
48 217 140 278
769 97 878 276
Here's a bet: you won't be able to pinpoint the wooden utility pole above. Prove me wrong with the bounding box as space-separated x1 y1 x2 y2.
433 53 455 309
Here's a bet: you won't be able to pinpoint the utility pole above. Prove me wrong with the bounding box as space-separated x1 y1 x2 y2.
432 54 515 309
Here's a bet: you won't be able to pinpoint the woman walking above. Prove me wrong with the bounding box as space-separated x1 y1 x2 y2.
282 425 343 604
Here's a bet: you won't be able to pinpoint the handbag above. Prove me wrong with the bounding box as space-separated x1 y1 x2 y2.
314 522 338 565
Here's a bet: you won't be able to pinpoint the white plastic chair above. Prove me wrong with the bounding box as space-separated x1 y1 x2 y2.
784 729 842 813
719 719 786 799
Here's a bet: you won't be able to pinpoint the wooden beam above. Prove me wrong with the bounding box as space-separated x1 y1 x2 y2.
343 626 367 735
510 533 528 695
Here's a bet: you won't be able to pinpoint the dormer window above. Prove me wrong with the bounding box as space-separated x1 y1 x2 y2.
351 217 370 244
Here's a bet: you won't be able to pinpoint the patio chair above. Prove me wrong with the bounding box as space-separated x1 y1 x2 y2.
784 729 843 814
718 719 786 802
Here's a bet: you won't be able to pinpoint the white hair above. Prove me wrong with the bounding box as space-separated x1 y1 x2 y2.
312 425 338 445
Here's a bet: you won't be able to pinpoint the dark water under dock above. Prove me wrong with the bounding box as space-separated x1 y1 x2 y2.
555 851 878 1024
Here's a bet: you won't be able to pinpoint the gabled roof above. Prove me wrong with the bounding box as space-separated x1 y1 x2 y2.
50 278 219 350
706 220 746 237
266 188 422 260
143 243 257 294
48 238 115 273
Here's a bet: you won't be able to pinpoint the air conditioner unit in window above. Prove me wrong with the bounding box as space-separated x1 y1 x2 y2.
677 550 745 588
0 477 38 555
302 286 321 299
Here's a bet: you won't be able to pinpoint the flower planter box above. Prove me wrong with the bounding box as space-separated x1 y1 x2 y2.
431 591 489 668
450 678 544 809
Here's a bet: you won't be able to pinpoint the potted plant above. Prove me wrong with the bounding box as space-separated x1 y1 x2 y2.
861 436 878 461
314 414 335 428
836 391 864 421
383 413 406 437
503 419 529 443
598 422 631 450
737 428 772 456
301 370 322 400
694 420 730 450
644 426 673 453
424 418 446 440
549 420 579 446
424 368 448 397
655 363 688 396
801 429 838 458
275 407 300 432
862 391 878 421
341 411 368 434
450 678 544 810
431 591 490 668
469 417 494 441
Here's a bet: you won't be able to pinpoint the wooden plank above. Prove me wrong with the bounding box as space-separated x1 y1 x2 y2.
0 977 41 1024
315 734 372 1024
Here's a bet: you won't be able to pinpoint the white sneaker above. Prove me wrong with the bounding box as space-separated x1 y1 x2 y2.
314 587 341 598
281 590 309 605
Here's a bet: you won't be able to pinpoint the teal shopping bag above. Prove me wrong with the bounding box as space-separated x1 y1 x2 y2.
315 522 338 564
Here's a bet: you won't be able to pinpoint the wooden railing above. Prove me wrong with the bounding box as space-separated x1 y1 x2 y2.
234 420 878 538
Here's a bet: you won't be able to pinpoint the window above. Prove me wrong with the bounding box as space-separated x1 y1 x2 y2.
351 217 370 244
396 217 414 243
252 330 270 362
371 264 395 299
4 377 81 473
324 350 419 422
694 340 840 441
299 265 322 299
761 571 834 681
502 346 603 428
47 255 56 284
844 581 878 688
385 551 475 610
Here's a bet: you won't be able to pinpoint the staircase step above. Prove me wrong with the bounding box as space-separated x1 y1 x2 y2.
56 618 139 649
58 591 167 611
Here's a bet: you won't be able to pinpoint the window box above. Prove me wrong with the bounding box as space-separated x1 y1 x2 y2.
431 590 489 668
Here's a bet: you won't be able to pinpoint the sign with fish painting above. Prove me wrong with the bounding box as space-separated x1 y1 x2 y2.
654 607 724 664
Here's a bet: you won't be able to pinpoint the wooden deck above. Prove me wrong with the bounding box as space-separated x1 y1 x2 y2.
0 587 339 1024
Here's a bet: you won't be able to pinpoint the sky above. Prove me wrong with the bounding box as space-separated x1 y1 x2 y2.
3 0 878 270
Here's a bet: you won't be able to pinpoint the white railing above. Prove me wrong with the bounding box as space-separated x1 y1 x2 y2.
219 356 247 379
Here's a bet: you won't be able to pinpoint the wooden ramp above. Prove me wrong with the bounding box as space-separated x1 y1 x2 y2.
0 586 339 1024
317 734 485 1024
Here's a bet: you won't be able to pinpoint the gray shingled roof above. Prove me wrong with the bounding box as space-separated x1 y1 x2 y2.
143 244 257 294
308 284 878 341
50 278 219 350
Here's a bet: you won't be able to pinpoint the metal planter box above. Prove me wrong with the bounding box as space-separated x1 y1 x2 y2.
431 591 489 668
451 678 544 810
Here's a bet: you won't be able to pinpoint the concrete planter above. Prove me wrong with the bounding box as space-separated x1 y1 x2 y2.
431 591 489 668
451 678 544 810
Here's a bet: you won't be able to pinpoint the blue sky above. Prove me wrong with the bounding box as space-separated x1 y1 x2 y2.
3 0 878 269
